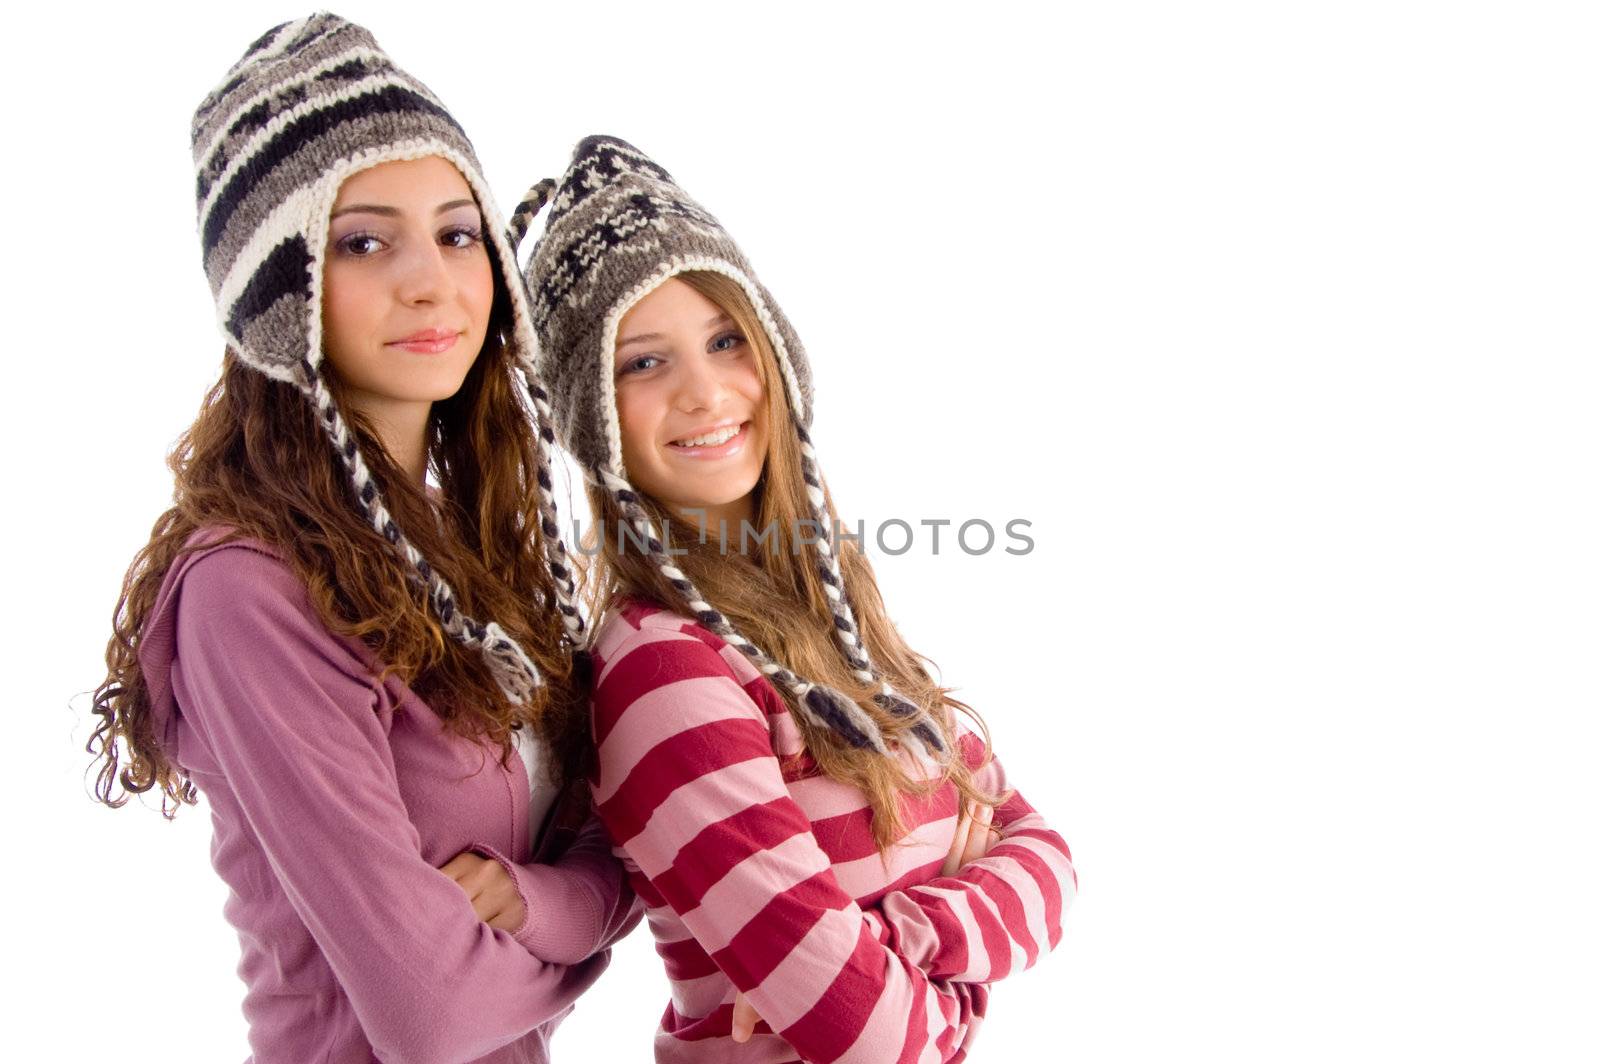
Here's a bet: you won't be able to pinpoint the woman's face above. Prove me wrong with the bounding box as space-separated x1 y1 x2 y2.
321 155 494 427
613 277 768 530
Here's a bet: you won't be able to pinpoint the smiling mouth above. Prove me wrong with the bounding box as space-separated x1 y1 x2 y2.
667 421 751 455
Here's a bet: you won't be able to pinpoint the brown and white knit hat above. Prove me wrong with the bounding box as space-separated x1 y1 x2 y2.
516 135 947 760
192 13 583 703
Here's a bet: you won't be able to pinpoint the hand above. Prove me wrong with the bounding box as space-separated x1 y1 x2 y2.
941 801 997 876
731 991 762 1043
440 850 526 932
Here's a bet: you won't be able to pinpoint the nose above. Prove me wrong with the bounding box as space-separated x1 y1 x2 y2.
394 239 456 306
673 351 731 413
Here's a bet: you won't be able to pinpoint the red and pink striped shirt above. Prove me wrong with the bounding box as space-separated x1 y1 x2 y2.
590 601 1076 1063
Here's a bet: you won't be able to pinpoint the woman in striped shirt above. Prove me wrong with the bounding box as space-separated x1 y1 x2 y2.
518 135 1077 1062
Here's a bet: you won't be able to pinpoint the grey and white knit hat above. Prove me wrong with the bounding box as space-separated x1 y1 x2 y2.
191 13 584 703
516 135 947 760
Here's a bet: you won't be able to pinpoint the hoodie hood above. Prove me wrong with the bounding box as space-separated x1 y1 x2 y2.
138 530 281 762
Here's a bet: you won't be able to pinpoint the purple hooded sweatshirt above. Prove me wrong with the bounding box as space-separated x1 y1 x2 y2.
138 533 639 1063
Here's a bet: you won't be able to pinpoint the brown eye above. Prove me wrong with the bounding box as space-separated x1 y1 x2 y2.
337 232 384 256
440 225 484 250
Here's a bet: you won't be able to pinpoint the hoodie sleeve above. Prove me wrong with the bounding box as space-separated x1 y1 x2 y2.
469 809 643 964
863 728 1077 984
591 624 985 1064
170 545 607 1064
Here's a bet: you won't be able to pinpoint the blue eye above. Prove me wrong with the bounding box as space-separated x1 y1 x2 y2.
621 355 661 375
710 332 745 353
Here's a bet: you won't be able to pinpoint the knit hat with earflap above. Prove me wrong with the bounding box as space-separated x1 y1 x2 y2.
191 13 585 703
514 135 948 761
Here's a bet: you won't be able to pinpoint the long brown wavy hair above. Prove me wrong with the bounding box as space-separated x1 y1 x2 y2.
88 280 585 816
585 270 1001 849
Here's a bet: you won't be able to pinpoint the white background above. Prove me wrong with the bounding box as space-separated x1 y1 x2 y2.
6 1 1596 1061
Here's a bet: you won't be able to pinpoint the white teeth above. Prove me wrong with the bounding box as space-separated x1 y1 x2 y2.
672 424 740 447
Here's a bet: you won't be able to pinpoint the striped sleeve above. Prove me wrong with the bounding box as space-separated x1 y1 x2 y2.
865 729 1076 984
592 626 981 1064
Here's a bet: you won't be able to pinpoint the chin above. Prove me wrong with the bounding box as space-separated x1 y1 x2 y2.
656 476 750 511
406 369 476 402
701 472 762 503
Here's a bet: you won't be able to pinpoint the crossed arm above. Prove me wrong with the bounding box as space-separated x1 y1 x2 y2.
588 625 1074 1063
173 547 631 1062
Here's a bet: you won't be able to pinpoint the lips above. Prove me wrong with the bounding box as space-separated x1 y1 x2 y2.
386 328 461 354
672 422 742 448
667 420 751 458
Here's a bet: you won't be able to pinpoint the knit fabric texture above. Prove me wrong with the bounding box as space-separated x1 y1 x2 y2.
190 13 584 702
519 135 947 759
518 136 811 474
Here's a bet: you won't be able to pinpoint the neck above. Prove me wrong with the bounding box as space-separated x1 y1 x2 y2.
676 496 756 547
354 394 432 485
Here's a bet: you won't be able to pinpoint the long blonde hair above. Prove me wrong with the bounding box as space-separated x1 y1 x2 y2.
585 270 1000 848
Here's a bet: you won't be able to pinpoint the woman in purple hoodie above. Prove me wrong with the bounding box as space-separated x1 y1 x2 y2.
84 15 635 1063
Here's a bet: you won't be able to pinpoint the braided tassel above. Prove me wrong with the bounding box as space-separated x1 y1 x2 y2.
597 465 888 755
507 178 557 257
298 358 544 704
491 179 586 650
524 380 587 647
793 423 949 759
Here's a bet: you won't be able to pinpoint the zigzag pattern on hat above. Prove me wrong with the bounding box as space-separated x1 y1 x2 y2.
192 17 476 382
190 14 587 703
521 136 951 761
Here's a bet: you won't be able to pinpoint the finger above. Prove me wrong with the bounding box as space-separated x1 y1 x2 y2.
469 861 503 894
942 809 974 877
459 871 500 914
439 854 479 883
973 805 998 861
490 882 525 931
487 900 522 932
469 891 499 923
959 821 985 866
731 992 759 1043
460 874 500 924
975 802 994 829
960 805 995 867
475 872 516 919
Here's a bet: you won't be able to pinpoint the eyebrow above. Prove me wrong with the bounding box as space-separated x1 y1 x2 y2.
617 312 734 348
329 198 478 219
